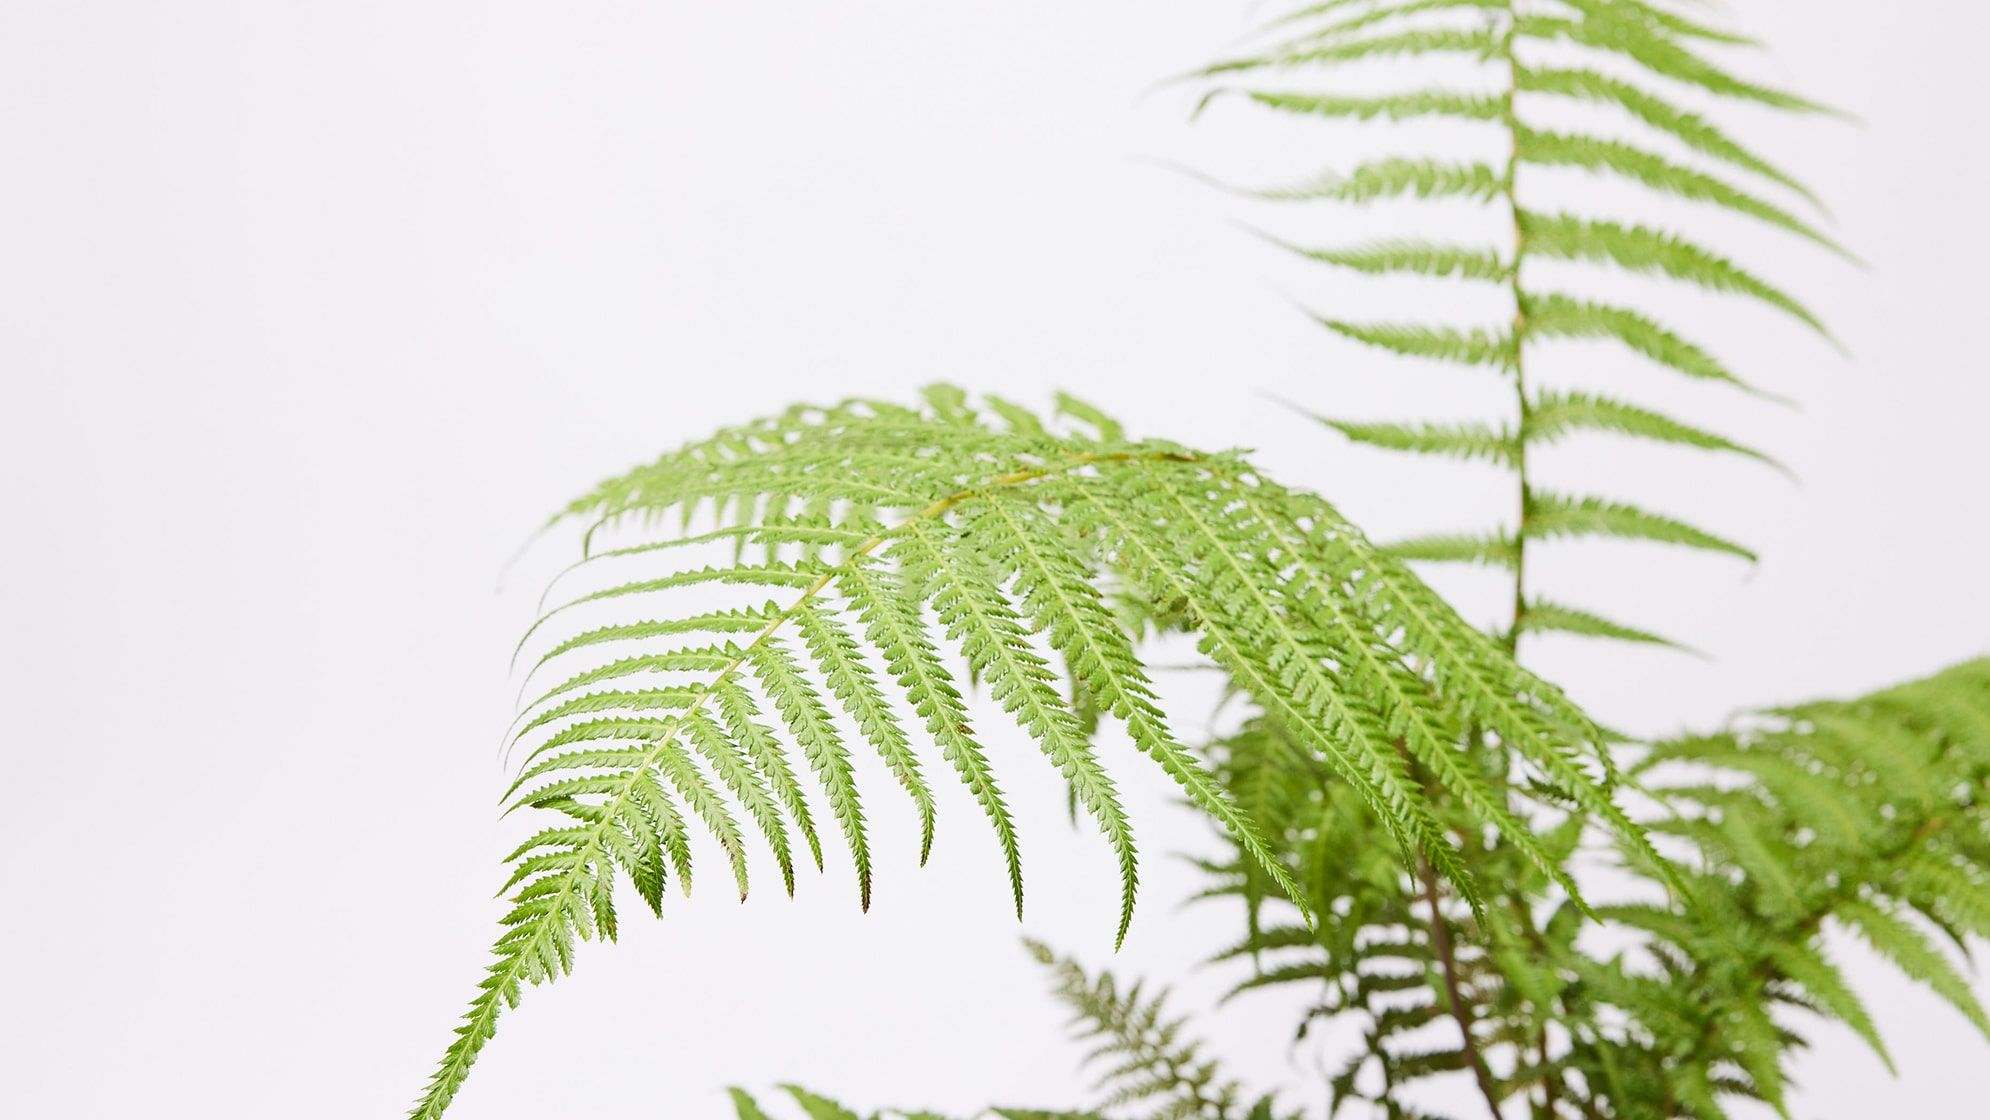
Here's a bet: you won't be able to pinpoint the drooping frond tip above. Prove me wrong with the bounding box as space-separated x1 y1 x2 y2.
411 386 1635 1117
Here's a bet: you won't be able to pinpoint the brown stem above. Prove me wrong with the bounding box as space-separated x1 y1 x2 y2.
1419 855 1506 1120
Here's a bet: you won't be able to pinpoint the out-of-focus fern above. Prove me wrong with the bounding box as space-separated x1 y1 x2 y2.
1198 0 1841 652
412 388 1637 1118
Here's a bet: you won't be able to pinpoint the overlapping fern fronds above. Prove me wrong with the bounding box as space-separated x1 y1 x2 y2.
1193 658 1990 1118
1196 716 1588 1119
1197 0 1842 651
412 388 1638 1118
1562 656 1990 1116
1170 7 1871 1113
745 643 1990 1120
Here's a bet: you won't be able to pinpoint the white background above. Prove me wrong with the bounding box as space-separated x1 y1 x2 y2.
3 2 1986 1117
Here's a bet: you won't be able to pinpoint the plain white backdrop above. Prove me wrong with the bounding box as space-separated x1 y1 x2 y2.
3 2 1986 1117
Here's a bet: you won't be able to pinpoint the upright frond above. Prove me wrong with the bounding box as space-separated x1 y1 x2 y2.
1202 0 1838 667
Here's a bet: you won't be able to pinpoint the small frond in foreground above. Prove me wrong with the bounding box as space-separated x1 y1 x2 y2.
1026 940 1296 1120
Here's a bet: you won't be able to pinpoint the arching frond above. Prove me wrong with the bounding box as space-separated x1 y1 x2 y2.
412 388 1632 1118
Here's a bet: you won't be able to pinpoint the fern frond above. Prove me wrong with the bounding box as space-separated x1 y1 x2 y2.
1514 65 1820 206
1316 318 1516 369
780 1086 870 1120
1763 939 1893 1072
1218 89 1503 124
1515 10 1830 114
414 389 1632 1117
1384 531 1519 570
1593 659 1990 1109
1311 411 1519 467
1258 159 1504 204
1206 26 1503 76
1518 211 1828 335
1520 293 1758 392
1198 0 1837 737
1282 238 1511 281
1517 598 1687 650
1275 0 1507 45
1026 941 1264 1120
1524 492 1755 560
1838 899 1990 1038
1515 127 1846 255
1524 389 1778 467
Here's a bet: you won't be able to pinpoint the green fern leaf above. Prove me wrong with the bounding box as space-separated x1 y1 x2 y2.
1525 389 1779 467
1518 598 1688 650
1515 127 1846 255
1519 211 1828 335
841 559 1022 913
1765 940 1893 1072
1279 237 1510 281
1384 531 1518 570
795 601 937 864
1221 89 1503 124
1520 293 1760 392
1525 492 1756 560
1258 159 1503 204
1316 318 1515 369
1313 414 1519 467
1516 11 1831 114
1514 65 1820 205
1838 898 1990 1039
1207 26 1503 76
1273 0 1506 46
781 1086 868 1120
730 1089 779 1120
897 515 1143 943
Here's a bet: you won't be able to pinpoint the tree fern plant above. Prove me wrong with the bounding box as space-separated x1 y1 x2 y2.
404 2 1990 1118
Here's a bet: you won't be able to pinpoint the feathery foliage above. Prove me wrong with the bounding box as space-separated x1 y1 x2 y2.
412 388 1637 1118
400 4 1988 1118
1022 940 1292 1120
1197 659 1990 1118
1159 4 1983 1119
1197 0 1840 646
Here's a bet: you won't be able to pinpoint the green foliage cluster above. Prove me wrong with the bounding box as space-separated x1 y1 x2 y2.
1191 659 1990 1119
403 2 1989 1118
